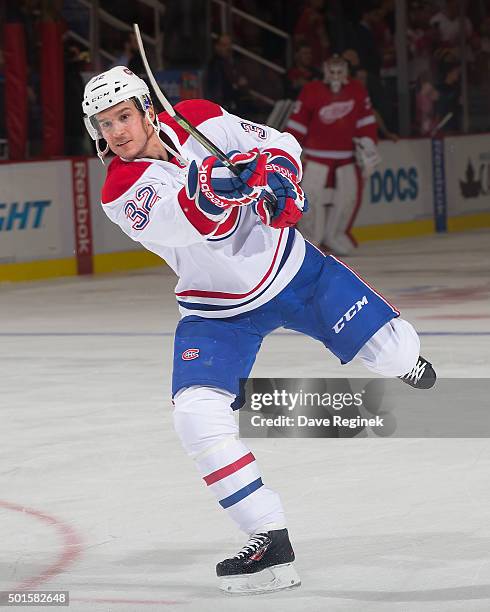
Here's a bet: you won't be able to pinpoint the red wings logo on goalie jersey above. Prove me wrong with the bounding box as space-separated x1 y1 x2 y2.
319 100 355 124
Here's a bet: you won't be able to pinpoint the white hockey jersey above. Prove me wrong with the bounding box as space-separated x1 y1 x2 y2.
100 100 306 318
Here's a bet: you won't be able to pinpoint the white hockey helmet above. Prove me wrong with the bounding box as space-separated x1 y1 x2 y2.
323 55 349 93
82 66 152 161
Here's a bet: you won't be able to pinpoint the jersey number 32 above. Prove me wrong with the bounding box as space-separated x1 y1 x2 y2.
124 185 159 230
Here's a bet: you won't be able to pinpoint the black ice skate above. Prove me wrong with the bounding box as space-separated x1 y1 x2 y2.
216 528 301 595
399 356 436 389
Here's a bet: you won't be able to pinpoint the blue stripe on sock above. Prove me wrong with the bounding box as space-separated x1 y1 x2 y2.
219 478 264 509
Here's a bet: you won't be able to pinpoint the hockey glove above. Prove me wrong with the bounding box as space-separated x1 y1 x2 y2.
353 137 381 178
253 154 309 229
185 149 267 215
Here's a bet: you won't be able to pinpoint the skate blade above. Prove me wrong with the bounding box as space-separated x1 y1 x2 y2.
218 562 301 595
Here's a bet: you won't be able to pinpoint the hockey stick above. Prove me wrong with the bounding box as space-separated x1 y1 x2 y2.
132 23 277 215
430 112 453 137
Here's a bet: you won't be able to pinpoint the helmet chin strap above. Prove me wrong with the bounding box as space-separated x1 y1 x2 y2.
146 109 189 167
131 107 190 167
96 138 110 164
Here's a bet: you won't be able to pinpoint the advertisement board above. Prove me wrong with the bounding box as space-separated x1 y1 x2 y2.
444 134 490 218
356 139 434 228
0 161 74 263
1 130 490 281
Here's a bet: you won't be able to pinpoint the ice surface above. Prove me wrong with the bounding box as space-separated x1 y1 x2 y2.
1 230 490 611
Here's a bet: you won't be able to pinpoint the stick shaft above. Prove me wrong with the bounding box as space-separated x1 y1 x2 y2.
133 23 240 175
132 23 277 212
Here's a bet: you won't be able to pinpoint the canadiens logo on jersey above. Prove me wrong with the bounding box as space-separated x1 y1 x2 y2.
319 100 355 124
182 348 200 360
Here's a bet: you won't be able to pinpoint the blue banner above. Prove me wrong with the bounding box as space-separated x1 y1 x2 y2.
431 138 447 232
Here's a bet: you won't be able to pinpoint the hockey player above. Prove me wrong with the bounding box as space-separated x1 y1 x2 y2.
83 66 435 595
285 55 381 255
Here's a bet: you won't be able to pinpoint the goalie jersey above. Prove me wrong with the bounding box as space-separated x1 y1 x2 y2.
100 100 306 318
285 79 377 161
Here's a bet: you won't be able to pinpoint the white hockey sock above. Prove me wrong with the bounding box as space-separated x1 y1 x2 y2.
356 318 420 377
173 386 286 534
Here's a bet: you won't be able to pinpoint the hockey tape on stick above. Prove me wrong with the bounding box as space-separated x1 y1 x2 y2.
133 23 277 217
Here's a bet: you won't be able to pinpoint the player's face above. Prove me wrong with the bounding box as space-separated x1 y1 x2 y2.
96 101 152 160
325 63 347 93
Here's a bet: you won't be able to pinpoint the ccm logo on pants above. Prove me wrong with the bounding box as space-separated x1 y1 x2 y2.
333 296 368 334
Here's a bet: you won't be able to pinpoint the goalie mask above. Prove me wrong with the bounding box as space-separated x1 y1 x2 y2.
82 66 153 162
323 55 349 94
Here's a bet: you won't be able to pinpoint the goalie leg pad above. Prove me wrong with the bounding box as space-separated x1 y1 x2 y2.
323 163 359 255
298 160 331 245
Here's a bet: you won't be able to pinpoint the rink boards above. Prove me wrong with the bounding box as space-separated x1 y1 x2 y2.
354 135 490 241
1 135 490 281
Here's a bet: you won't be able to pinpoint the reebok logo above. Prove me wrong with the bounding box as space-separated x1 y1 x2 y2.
333 296 368 334
266 163 295 182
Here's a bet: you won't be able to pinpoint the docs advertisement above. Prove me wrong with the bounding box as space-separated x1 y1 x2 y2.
356 139 433 227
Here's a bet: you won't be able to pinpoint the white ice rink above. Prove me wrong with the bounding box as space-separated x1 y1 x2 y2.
1 230 490 612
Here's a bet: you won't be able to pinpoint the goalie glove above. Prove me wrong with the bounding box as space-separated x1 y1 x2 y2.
353 137 381 178
185 149 267 215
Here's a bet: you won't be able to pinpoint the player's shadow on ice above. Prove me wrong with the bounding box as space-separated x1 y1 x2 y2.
117 542 220 572
319 585 490 603
300 531 490 603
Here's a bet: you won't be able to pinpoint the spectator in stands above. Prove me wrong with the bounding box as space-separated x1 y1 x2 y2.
430 0 473 51
435 60 462 133
294 0 330 70
415 71 440 135
205 34 249 113
111 31 144 75
342 48 398 141
351 1 383 78
286 43 321 99
472 15 490 82
235 21 285 121
64 41 88 155
354 66 399 141
375 0 396 78
408 0 436 85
